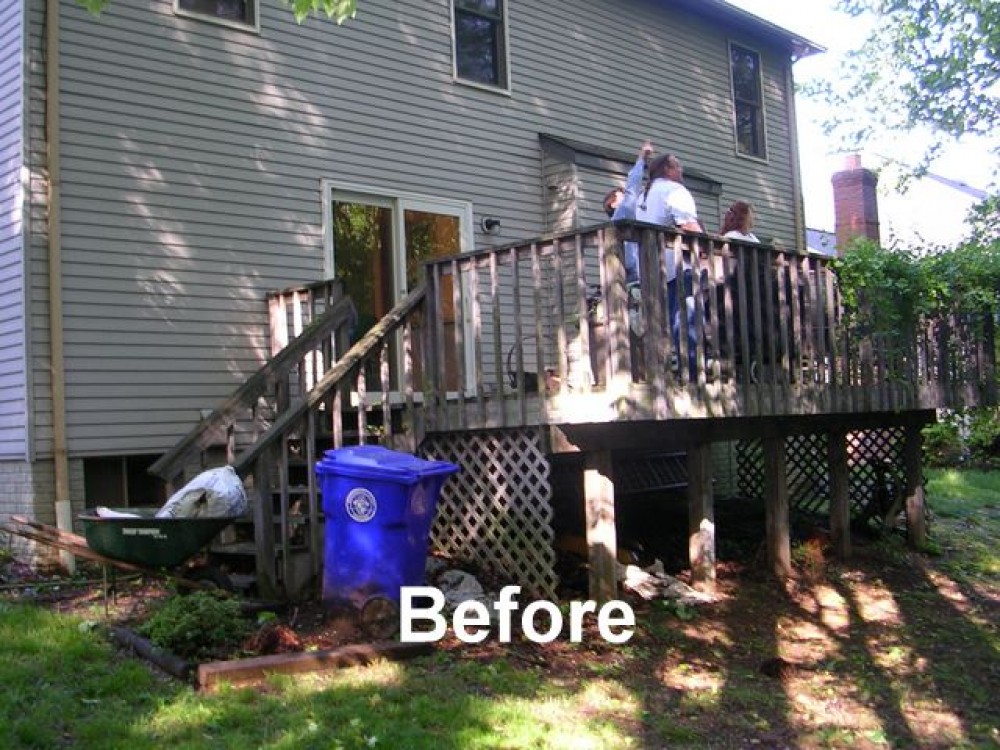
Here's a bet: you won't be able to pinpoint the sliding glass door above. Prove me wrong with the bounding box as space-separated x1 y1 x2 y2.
323 183 473 391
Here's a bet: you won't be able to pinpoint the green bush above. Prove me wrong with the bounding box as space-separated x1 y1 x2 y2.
923 418 963 467
966 407 1000 468
137 591 250 662
923 408 1000 469
833 238 926 337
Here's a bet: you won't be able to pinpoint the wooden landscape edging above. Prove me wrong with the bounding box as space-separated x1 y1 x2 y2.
196 641 434 692
108 626 193 681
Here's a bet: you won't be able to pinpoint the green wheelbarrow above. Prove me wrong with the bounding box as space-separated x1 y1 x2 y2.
77 508 241 590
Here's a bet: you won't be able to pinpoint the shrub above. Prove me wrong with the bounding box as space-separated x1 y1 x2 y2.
833 238 926 338
923 418 963 467
137 591 250 662
966 407 1000 468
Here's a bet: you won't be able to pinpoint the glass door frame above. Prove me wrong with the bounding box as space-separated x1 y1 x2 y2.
320 180 476 392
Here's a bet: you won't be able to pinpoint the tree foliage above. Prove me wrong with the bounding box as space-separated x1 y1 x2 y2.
834 227 1000 337
77 0 357 24
286 0 356 23
806 0 1000 171
833 238 926 336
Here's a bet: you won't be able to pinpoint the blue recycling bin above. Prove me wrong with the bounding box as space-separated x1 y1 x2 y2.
316 445 459 614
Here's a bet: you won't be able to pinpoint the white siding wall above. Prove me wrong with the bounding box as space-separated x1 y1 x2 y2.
27 0 806 457
0 0 26 459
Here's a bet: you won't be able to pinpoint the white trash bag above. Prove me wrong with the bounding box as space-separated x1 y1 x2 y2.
156 465 248 519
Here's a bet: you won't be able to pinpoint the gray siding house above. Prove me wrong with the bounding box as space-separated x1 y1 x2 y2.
0 0 819 555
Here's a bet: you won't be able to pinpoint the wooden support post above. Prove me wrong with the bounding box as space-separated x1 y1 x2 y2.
904 423 927 549
253 448 278 600
687 443 716 592
763 436 792 580
584 450 618 603
827 428 851 559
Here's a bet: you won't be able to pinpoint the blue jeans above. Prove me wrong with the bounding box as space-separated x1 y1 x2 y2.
668 270 700 380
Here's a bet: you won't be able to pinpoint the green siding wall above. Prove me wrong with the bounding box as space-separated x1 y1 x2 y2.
25 0 805 456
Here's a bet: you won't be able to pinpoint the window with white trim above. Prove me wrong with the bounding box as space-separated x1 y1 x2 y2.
176 0 258 30
452 0 509 90
730 43 766 159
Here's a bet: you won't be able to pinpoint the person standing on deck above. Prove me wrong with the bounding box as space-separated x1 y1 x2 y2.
721 200 760 242
635 153 704 377
604 140 654 285
635 153 703 233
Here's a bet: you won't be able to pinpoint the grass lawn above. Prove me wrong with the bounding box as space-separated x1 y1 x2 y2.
1 467 998 749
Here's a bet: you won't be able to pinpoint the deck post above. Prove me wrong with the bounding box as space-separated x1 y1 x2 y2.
584 450 618 603
827 427 851 558
903 423 927 548
687 443 715 592
253 449 278 600
763 436 792 580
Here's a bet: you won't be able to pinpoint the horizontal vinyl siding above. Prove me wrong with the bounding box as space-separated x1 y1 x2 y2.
0 0 26 459
29 0 804 456
511 1 800 240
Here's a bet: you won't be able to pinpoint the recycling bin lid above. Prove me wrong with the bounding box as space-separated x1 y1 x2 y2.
315 445 459 485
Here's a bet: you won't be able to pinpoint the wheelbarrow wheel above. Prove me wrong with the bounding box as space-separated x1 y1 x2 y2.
182 565 234 593
360 596 399 640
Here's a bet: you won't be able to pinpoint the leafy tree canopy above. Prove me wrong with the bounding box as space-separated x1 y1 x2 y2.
77 0 357 23
806 0 1000 176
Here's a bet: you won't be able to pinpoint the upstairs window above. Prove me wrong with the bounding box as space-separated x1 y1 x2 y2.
176 0 258 31
730 43 766 159
453 0 509 90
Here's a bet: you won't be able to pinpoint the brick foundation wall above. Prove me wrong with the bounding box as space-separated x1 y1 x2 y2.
0 459 86 570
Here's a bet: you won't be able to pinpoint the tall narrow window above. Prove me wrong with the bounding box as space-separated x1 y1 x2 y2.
730 44 766 159
453 0 509 89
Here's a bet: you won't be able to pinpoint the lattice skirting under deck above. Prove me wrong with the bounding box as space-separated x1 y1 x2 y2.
420 429 558 599
736 428 908 519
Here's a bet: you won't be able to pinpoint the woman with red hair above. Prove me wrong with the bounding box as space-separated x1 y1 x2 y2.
721 200 759 242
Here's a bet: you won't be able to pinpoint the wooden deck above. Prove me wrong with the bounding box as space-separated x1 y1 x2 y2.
416 222 994 599
420 222 995 435
151 222 997 602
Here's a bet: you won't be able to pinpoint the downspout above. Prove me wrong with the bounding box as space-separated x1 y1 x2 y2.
46 0 73 571
784 60 805 254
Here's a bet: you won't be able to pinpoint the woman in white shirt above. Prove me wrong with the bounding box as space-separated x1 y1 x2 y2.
721 200 760 242
635 154 703 232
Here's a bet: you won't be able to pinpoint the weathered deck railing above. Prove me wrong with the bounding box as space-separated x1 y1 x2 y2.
150 277 430 599
419 221 996 429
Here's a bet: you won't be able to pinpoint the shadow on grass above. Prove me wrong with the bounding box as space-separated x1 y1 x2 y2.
3 527 998 749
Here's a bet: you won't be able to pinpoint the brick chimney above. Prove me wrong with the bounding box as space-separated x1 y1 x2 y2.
832 154 880 254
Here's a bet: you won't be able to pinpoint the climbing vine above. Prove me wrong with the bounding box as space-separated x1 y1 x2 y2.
833 214 1000 468
833 226 1000 336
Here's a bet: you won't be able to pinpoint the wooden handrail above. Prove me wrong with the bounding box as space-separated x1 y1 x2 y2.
266 278 344 303
149 294 357 481
232 285 428 477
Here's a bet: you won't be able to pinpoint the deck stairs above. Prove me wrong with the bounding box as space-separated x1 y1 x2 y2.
149 280 430 600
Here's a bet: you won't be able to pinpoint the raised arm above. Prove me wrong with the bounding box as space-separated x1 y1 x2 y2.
612 141 654 221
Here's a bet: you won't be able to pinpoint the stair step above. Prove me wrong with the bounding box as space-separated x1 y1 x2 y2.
228 573 257 592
